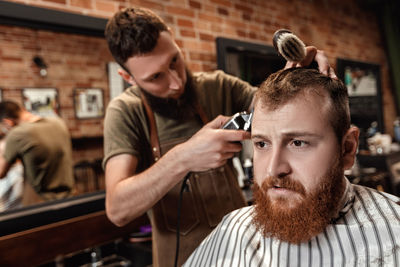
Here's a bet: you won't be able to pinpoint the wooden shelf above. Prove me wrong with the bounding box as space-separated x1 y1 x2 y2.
0 211 149 266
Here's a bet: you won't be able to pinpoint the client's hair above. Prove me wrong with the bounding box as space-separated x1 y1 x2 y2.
255 68 350 142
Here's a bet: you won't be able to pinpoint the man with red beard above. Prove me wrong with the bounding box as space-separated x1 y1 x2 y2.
184 68 400 266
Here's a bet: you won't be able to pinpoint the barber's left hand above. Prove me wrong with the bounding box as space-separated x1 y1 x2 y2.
285 46 337 79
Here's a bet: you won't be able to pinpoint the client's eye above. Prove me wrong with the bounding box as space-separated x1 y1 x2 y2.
292 140 308 147
255 141 267 149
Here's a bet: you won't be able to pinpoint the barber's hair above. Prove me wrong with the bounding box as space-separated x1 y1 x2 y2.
105 7 169 71
255 68 350 142
0 100 22 121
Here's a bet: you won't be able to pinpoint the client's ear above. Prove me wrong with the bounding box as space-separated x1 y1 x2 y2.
341 126 360 170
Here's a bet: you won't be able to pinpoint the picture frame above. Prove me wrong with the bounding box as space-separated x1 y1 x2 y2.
336 58 384 133
107 61 129 100
22 88 59 117
74 88 104 119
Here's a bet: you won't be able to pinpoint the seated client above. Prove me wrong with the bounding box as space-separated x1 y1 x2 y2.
184 68 400 266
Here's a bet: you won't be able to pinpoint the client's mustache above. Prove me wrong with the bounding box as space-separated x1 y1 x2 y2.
260 176 306 197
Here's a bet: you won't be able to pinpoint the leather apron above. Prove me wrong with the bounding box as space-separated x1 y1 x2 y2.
141 94 246 267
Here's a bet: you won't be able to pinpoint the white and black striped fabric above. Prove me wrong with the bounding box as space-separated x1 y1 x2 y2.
184 180 400 266
0 163 23 211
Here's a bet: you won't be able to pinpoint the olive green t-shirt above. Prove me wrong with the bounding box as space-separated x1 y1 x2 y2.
103 70 257 171
3 117 74 200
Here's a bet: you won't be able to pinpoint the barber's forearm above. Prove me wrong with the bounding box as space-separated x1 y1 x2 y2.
106 148 190 226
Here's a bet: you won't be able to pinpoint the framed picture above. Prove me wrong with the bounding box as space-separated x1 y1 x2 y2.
107 61 129 100
22 88 59 117
74 88 104 119
337 58 383 133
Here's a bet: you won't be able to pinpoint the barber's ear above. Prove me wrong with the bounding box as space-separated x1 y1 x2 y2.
2 118 15 127
118 69 136 86
341 126 360 170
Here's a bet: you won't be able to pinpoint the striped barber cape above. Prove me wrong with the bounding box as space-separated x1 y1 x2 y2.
183 180 400 267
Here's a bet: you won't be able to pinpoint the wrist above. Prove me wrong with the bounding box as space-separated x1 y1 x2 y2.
165 142 192 174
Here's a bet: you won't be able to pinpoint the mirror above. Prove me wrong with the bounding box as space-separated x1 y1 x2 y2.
336 58 384 132
0 1 113 230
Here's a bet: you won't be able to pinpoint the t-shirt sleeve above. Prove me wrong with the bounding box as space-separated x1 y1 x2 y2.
102 96 149 169
220 71 257 113
3 131 22 164
196 70 257 119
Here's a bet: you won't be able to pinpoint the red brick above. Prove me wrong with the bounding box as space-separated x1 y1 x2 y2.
1 56 23 62
226 20 246 29
249 24 261 32
189 52 215 61
199 33 214 42
211 24 223 33
200 41 214 53
189 0 202 9
177 18 194 28
217 7 229 16
139 0 164 11
194 20 210 31
166 6 195 17
210 0 232 8
204 4 215 13
236 29 247 38
182 40 202 50
234 3 253 14
180 29 196 38
242 13 251 21
249 31 257 39
71 0 92 9
198 13 222 23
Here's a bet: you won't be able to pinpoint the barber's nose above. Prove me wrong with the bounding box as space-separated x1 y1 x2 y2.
168 69 182 90
266 147 291 178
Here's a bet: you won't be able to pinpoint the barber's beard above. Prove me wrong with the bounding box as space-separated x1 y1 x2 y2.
141 68 197 120
252 156 345 244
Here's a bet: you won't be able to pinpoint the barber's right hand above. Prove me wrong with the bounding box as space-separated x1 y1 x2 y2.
176 115 250 172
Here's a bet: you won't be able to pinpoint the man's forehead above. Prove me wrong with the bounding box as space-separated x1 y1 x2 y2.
125 32 179 78
252 92 332 134
255 87 330 113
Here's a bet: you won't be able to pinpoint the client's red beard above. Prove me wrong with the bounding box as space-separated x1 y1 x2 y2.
252 156 345 244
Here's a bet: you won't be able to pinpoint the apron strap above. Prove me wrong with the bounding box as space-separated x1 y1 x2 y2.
141 92 209 162
141 93 161 162
194 102 209 125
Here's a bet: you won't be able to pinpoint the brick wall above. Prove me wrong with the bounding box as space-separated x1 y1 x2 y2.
0 24 113 162
0 0 397 162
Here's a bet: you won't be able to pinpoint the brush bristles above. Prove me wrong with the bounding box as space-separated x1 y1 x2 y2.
273 30 306 62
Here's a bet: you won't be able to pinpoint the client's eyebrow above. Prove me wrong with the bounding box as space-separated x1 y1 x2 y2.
282 132 323 139
251 132 323 140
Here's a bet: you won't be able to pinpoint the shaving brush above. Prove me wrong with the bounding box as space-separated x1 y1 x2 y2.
272 29 306 62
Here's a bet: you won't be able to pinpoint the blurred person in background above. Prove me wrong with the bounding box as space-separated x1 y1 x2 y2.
0 100 74 203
